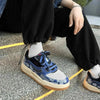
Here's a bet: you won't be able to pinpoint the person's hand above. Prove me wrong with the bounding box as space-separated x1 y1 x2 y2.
69 6 84 35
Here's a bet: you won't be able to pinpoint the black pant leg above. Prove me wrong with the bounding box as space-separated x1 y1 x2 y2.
53 8 100 71
67 15 100 71
53 8 70 37
22 0 54 44
0 0 22 33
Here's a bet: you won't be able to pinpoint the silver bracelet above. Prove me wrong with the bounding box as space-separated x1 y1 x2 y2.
72 5 82 10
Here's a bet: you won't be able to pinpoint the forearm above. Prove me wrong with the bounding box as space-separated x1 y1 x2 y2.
61 0 80 9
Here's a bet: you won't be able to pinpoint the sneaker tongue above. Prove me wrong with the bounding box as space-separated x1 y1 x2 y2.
36 53 49 63
38 53 42 56
38 52 49 62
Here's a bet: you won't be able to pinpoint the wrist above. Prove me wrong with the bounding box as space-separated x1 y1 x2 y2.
72 5 82 9
72 3 82 10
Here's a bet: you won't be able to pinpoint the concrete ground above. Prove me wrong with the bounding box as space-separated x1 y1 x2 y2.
0 16 100 100
86 15 100 28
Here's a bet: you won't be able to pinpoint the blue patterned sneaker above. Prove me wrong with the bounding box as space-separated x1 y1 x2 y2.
83 72 100 93
21 51 70 90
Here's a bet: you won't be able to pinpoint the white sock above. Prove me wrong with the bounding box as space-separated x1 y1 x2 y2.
28 42 43 58
90 64 100 79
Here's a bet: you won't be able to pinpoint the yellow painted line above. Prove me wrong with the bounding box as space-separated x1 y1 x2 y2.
34 90 55 100
0 42 24 50
69 69 83 80
34 69 83 100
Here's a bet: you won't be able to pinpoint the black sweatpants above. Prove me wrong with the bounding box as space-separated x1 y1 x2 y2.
0 0 100 71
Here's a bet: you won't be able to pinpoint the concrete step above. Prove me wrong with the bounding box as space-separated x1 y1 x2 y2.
0 28 100 100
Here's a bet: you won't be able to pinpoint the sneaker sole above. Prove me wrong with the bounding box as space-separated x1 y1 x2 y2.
83 76 100 93
21 62 70 90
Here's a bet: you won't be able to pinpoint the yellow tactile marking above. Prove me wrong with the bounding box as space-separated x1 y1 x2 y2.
34 69 83 100
0 42 24 50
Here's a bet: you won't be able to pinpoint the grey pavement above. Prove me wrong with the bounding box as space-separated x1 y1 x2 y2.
86 15 100 29
0 14 100 100
0 27 100 100
86 15 100 26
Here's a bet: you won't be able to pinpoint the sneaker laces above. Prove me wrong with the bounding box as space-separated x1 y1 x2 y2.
35 51 57 72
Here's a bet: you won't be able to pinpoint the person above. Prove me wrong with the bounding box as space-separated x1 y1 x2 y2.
0 0 100 92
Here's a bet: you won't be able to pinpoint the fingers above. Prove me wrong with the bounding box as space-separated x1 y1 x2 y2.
74 17 84 35
74 19 79 35
69 14 73 27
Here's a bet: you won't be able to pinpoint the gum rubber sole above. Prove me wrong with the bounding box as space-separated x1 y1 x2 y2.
21 63 70 91
83 76 100 93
